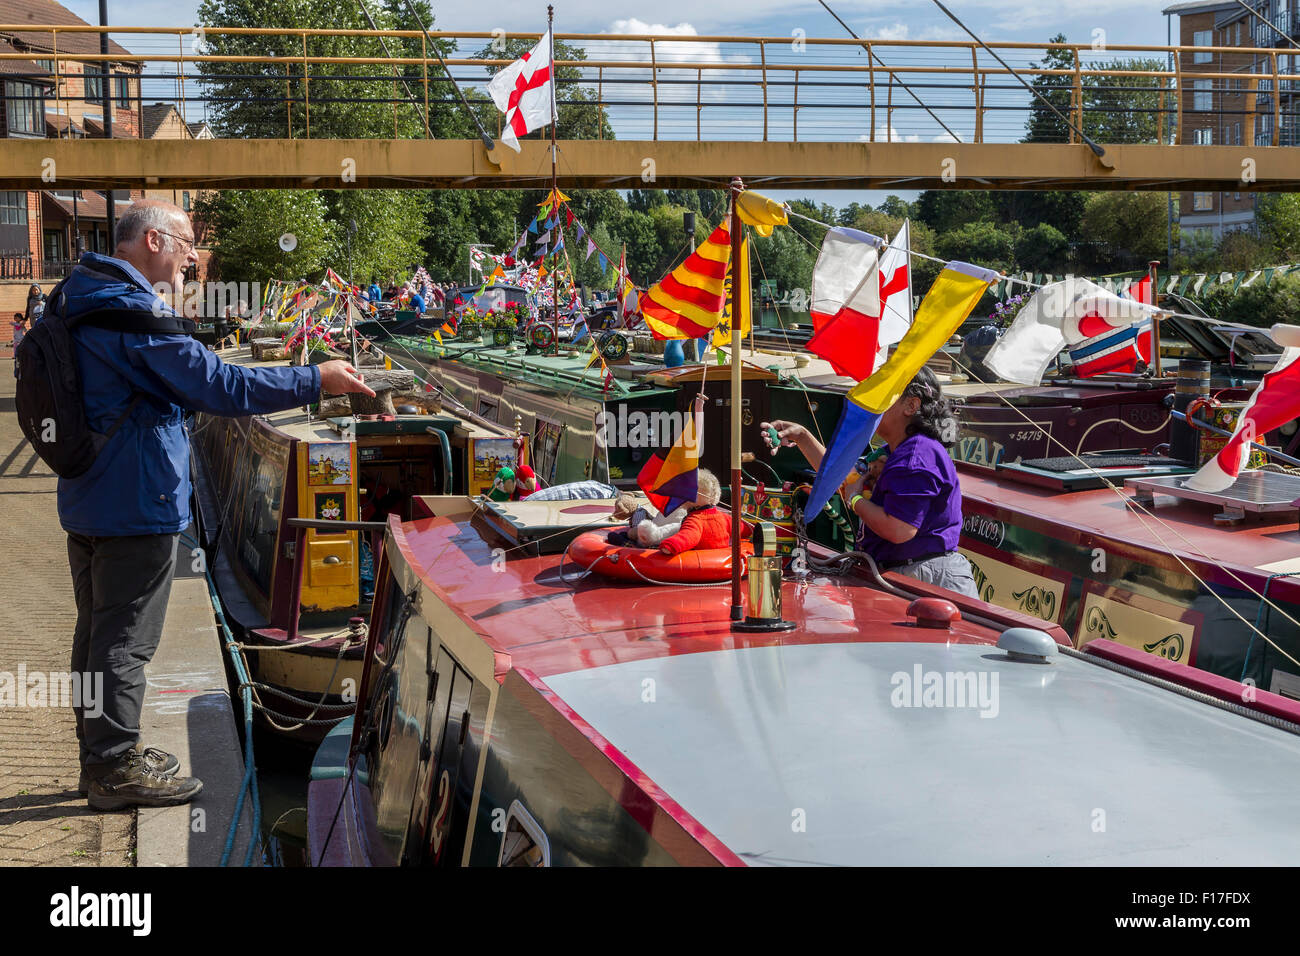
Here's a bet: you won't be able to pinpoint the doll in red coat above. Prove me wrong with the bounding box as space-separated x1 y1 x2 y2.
658 469 751 555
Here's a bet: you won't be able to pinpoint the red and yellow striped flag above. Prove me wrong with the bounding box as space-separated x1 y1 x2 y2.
640 222 731 340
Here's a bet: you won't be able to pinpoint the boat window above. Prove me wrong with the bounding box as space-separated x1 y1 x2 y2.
1270 670 1300 702
497 800 550 867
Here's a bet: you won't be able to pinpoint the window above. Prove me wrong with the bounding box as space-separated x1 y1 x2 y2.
32 59 53 80
1236 22 1242 46
1193 79 1212 111
1193 127 1214 144
43 230 64 261
83 69 102 103
1234 122 1241 144
182 190 191 211
5 81 43 134
113 74 131 109
0 192 27 226
1193 192 1214 211
1194 30 1212 64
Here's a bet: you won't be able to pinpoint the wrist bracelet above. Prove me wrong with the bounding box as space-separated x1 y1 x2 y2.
849 494 864 511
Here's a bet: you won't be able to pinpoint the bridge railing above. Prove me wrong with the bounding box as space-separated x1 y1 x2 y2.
0 25 1297 146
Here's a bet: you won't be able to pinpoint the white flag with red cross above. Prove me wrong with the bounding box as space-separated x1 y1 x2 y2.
487 31 557 153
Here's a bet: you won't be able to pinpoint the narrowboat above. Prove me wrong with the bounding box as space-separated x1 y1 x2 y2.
362 320 1300 693
190 343 532 743
306 493 1300 866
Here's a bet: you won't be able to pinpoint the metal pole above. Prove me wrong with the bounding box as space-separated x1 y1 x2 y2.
549 6 559 354
728 177 744 622
1148 259 1161 377
99 0 115 255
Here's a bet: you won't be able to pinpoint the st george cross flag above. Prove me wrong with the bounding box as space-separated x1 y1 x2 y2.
486 31 557 152
808 221 912 381
804 261 998 518
984 277 1152 385
1184 323 1300 492
637 402 704 515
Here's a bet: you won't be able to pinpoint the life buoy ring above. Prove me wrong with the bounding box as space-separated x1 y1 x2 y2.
568 531 752 584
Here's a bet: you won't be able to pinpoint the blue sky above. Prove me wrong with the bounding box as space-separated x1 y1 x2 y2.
59 1 1181 209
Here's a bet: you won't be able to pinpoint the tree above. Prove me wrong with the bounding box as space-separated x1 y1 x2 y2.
934 221 1020 274
1258 193 1300 261
196 0 462 140
1022 35 1076 143
325 190 430 287
199 190 334 281
1015 223 1071 274
1214 229 1276 272
992 191 1087 237
837 202 870 227
749 226 816 302
915 190 996 235
1076 192 1171 272
877 195 917 219
1083 57 1170 145
1196 273 1300 328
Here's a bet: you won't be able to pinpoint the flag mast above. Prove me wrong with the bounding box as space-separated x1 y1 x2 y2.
548 5 559 354
728 177 744 622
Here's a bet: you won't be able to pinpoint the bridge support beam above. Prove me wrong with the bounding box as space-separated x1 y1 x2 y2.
2 140 1291 191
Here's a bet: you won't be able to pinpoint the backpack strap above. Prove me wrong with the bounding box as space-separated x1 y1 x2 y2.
100 392 148 445
73 307 196 335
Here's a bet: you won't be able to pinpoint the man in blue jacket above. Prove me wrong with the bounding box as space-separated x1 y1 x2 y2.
60 199 374 810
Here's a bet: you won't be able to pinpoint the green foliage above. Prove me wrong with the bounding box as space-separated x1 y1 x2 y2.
326 190 429 286
1076 192 1172 273
749 226 816 301
199 190 334 281
992 191 1087 237
1195 273 1300 328
1214 229 1276 272
196 0 462 140
1022 35 1075 143
1083 58 1170 145
1015 222 1071 274
934 220 1020 274
915 191 996 234
877 195 917 219
1258 193 1300 261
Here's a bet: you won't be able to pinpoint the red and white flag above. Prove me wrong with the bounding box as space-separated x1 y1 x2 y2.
806 227 883 381
487 31 557 153
1184 323 1300 492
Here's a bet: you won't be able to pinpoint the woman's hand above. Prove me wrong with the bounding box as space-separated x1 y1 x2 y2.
841 469 866 503
761 419 805 455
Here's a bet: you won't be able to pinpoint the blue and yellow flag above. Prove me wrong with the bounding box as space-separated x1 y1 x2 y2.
804 262 996 517
637 407 704 516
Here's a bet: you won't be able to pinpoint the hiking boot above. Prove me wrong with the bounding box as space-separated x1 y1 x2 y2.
86 750 202 810
79 747 181 796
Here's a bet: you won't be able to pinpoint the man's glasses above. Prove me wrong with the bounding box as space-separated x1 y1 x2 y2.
154 229 195 253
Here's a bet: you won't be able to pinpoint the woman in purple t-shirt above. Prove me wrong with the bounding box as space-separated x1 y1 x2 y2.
762 367 978 599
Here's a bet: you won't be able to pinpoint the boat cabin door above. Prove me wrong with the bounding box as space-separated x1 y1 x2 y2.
404 644 475 866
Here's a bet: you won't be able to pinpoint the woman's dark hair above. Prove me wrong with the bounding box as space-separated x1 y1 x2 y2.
902 366 959 448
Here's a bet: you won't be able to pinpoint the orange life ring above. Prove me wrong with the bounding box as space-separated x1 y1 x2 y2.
568 531 753 584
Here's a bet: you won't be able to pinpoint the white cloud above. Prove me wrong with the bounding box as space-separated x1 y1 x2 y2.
869 24 911 42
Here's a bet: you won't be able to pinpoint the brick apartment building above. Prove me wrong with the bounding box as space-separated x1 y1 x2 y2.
0 0 146 285
1165 0 1300 244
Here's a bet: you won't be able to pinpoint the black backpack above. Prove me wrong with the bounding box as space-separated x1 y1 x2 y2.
13 262 196 479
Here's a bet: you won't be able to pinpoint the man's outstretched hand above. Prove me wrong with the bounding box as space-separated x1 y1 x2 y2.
318 360 377 397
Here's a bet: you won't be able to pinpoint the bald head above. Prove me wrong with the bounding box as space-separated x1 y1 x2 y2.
113 199 197 294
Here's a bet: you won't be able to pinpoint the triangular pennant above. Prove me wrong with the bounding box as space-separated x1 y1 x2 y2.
565 207 574 227
586 238 597 260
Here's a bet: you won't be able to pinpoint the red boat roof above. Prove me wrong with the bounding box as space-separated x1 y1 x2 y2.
962 469 1300 583
389 513 1064 680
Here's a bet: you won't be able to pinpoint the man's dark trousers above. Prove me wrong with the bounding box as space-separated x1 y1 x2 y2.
66 532 179 770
